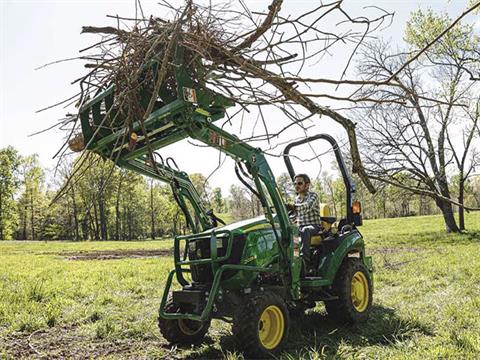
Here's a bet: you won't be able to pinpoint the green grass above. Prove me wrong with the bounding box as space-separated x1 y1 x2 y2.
0 213 479 359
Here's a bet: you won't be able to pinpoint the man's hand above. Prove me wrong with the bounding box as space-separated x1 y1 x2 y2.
285 203 296 212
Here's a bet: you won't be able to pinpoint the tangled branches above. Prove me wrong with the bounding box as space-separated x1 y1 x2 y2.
53 0 406 193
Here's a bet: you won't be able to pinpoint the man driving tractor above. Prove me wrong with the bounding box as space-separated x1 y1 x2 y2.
288 174 323 275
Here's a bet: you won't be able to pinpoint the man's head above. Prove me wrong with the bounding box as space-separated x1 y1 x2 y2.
294 174 310 194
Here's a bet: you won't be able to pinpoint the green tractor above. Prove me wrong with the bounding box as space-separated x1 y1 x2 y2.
74 45 373 358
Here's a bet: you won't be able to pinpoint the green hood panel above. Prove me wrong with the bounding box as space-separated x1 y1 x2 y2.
197 215 279 236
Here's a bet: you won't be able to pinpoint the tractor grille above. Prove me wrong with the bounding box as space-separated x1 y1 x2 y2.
188 234 246 283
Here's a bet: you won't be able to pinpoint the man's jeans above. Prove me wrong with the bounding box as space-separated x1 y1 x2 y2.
299 224 322 270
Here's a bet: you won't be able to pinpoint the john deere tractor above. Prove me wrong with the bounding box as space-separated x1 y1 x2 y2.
75 44 373 358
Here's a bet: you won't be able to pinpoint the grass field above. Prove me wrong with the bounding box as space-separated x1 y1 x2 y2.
1 213 479 359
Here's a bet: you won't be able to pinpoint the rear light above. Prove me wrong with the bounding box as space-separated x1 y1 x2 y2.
352 201 361 214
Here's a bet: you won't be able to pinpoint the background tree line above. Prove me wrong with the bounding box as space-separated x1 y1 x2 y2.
1 146 479 240
0 149 188 241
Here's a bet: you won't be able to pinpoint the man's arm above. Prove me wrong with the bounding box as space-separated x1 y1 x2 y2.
285 203 296 212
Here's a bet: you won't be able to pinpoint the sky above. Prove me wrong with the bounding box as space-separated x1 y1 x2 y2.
0 0 477 193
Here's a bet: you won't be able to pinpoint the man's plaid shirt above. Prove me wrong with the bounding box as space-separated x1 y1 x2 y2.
295 191 322 227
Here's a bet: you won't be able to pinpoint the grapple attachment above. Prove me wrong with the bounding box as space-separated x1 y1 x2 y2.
72 45 234 170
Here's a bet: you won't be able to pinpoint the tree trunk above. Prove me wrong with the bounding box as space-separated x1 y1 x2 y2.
173 211 180 236
436 199 460 233
115 199 121 240
86 210 93 239
150 180 155 239
115 175 124 240
127 207 132 240
327 183 337 217
87 209 95 239
30 188 35 240
66 199 73 240
81 217 88 240
22 205 27 240
71 186 79 241
419 196 425 216
436 172 460 233
98 195 107 240
458 179 465 231
122 205 127 239
92 202 100 240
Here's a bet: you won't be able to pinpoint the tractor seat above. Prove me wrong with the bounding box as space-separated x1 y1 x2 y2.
310 235 323 246
310 204 336 246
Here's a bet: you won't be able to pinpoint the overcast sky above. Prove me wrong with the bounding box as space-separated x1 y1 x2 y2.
0 0 477 192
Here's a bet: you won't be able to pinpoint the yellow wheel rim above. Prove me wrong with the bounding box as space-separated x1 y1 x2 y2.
178 319 202 335
351 271 369 312
258 305 285 350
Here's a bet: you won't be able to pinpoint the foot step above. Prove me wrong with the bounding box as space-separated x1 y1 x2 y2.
303 276 323 280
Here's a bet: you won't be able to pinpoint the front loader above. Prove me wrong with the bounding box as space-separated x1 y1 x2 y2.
74 44 373 358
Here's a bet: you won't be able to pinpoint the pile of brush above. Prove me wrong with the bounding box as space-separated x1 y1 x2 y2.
71 1 282 133
55 0 399 193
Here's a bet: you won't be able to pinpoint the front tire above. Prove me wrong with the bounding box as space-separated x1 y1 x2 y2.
232 292 290 358
325 258 372 324
158 297 210 345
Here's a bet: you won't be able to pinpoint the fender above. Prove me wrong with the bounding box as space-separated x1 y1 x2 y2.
318 230 366 283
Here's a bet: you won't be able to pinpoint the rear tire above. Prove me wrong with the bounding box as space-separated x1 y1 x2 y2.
325 258 372 324
232 291 290 358
158 296 210 345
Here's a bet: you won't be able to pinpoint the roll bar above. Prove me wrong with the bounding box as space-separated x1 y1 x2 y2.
282 134 355 224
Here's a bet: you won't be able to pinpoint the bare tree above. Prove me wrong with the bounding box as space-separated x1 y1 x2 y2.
448 99 480 229
356 34 479 232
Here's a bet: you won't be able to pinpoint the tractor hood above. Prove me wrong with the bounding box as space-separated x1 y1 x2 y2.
198 215 279 237
219 215 274 233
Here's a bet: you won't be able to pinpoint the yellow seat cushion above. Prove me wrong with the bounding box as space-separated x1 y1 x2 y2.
309 203 333 245
310 235 322 246
320 203 332 231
